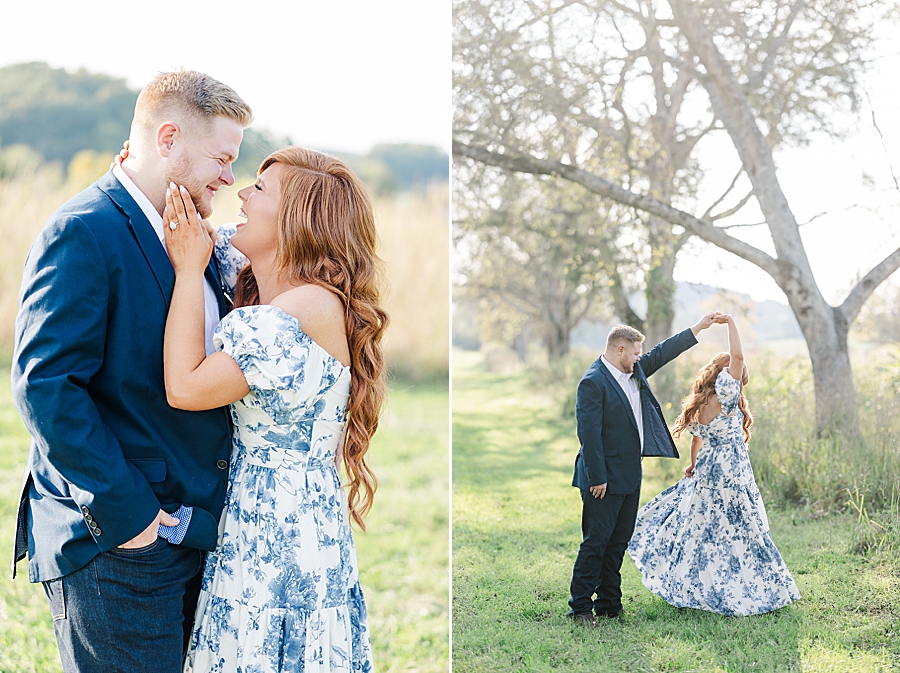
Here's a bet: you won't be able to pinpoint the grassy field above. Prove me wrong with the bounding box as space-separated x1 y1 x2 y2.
0 370 449 673
452 349 900 673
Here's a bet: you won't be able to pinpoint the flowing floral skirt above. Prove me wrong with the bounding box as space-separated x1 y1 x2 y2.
627 476 800 616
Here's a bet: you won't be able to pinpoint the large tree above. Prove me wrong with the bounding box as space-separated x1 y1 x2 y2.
454 0 899 436
455 167 638 359
455 0 720 347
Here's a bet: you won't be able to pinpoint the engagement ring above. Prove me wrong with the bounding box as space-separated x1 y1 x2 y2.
169 222 177 231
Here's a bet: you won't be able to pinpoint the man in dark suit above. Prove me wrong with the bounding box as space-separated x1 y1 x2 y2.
568 314 721 624
12 70 252 671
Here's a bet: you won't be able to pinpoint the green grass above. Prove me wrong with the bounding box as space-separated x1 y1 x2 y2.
452 349 900 673
0 370 449 673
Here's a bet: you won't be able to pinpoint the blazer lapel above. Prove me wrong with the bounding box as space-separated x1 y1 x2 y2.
98 171 174 305
596 359 639 433
205 259 229 317
633 364 649 391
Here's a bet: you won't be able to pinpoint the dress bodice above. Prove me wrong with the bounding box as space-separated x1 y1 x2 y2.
213 305 351 470
689 369 755 488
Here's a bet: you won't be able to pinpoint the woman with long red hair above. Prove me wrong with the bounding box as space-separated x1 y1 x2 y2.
161 147 386 671
627 316 799 616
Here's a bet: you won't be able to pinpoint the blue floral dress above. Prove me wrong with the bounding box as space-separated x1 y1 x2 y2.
627 369 800 616
184 224 374 672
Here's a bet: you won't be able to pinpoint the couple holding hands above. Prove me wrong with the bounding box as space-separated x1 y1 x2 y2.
570 312 800 622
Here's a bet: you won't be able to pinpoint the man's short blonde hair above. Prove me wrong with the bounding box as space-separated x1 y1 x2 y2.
133 69 253 135
607 324 645 349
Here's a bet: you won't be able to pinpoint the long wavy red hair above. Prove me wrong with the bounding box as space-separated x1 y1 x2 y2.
234 147 388 529
672 352 753 443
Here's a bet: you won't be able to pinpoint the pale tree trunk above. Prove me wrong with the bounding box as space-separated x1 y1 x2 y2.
544 321 571 361
668 0 861 436
539 274 574 361
542 294 570 361
644 218 678 349
645 214 680 407
642 18 686 351
794 304 856 436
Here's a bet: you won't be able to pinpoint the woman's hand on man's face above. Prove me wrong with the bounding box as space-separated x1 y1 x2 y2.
109 140 130 169
163 183 214 275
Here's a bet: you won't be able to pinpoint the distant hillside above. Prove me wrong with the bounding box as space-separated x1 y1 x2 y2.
0 62 448 191
369 144 448 190
452 281 803 351
0 62 137 163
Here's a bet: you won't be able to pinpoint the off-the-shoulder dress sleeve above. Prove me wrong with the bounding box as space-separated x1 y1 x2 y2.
213 305 349 423
214 223 248 295
715 368 742 416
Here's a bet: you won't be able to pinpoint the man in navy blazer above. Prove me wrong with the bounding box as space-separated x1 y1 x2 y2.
568 314 721 623
11 70 252 671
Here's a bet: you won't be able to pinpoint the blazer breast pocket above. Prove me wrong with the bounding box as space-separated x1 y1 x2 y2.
127 458 166 483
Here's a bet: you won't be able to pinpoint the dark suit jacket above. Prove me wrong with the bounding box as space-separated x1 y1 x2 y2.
11 171 233 582
572 329 698 495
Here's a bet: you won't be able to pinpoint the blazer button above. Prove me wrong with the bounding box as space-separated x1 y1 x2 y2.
81 506 90 515
217 460 228 469
93 528 102 536
85 514 93 523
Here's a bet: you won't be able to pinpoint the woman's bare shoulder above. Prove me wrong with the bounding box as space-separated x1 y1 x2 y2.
271 285 349 364
272 284 343 322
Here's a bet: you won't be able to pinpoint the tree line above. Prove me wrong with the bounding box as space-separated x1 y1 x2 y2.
0 62 448 192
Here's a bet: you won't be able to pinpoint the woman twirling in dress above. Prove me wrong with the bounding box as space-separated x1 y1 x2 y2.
627 315 799 616
162 147 386 671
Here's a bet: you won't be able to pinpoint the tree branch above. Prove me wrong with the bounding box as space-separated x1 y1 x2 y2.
702 166 744 219
840 244 900 325
867 90 900 194
710 189 755 221
453 140 782 277
748 0 806 90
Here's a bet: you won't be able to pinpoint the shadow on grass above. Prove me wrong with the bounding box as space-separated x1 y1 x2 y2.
452 414 575 486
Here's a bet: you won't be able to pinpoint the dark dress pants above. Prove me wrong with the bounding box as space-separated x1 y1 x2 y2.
42 538 204 673
569 485 641 616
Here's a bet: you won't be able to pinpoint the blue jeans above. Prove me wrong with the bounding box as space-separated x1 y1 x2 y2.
568 486 641 616
42 537 203 673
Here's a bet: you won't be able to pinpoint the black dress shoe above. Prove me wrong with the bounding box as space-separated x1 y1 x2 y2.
600 608 624 618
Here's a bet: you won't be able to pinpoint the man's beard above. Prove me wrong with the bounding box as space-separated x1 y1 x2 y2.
165 154 211 219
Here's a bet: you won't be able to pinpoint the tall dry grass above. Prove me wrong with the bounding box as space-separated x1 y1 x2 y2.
375 184 450 380
0 161 449 380
0 156 104 357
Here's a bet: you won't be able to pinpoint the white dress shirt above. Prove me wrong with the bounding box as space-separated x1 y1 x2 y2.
112 165 220 355
601 355 644 449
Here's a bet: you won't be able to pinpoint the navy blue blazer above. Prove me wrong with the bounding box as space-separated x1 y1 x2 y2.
11 170 233 582
572 329 698 494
